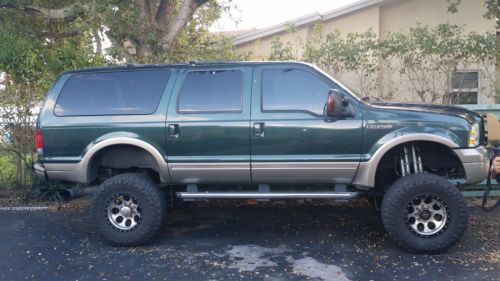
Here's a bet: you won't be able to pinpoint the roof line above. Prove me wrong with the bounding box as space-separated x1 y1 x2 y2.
232 0 391 46
60 61 316 74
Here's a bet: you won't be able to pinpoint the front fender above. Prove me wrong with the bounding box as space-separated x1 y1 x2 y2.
353 128 461 188
364 127 461 161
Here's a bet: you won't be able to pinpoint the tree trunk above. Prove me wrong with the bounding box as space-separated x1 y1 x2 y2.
93 28 102 55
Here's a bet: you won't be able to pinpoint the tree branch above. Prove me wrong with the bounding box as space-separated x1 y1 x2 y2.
161 0 209 50
144 0 155 23
42 31 82 39
133 0 149 23
22 3 88 21
156 0 176 26
92 28 102 54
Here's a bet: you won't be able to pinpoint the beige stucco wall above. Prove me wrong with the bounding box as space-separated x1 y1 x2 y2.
236 25 310 60
232 0 496 104
378 0 496 104
379 0 494 35
322 5 380 36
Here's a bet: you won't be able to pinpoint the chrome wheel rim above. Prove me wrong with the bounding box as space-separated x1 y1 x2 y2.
106 193 142 231
405 194 449 237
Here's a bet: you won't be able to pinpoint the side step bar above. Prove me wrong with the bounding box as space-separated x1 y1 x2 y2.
176 192 359 200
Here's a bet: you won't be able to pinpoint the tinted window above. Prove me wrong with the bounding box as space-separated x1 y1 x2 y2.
262 69 330 115
177 70 243 113
55 69 170 116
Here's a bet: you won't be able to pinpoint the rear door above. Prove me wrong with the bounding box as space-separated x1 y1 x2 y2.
250 64 363 184
165 66 252 184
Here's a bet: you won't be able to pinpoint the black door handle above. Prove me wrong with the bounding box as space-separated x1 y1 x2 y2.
254 122 265 137
169 124 179 138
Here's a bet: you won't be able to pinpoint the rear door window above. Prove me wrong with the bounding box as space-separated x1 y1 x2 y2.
177 70 243 113
54 69 170 116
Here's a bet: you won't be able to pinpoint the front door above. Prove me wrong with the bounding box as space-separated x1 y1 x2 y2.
166 66 252 184
250 64 363 184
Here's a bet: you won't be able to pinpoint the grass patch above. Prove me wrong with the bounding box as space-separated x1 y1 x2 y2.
0 153 18 189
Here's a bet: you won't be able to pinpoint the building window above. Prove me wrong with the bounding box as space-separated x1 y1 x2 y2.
451 71 479 104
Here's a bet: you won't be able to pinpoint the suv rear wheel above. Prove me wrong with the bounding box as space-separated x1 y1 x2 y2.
381 173 468 254
91 173 166 246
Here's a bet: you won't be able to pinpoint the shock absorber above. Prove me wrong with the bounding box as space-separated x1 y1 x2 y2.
411 144 423 173
400 146 410 177
400 144 423 176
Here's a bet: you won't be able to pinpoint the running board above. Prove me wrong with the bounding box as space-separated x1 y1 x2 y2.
176 192 359 200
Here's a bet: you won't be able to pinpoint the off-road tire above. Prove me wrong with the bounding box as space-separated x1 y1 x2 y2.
91 173 166 246
381 173 468 254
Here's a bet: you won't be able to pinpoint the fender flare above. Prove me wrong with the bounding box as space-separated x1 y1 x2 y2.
80 136 170 183
352 133 459 188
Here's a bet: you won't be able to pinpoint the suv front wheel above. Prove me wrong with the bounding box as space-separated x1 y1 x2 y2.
91 173 166 246
381 173 468 254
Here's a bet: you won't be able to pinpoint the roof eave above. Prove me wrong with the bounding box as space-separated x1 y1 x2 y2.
232 0 396 46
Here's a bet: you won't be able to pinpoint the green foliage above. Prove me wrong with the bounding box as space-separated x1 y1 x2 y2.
446 0 462 14
304 28 380 97
268 36 296 61
97 0 237 63
380 24 495 103
300 23 495 102
0 1 105 190
0 0 240 189
0 154 17 189
166 34 248 62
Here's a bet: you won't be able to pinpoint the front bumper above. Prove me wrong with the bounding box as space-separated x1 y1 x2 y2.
454 146 490 184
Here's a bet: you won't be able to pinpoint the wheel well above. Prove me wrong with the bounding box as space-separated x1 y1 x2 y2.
88 145 161 184
374 141 465 192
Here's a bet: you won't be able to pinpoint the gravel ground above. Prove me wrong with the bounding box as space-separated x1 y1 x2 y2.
0 198 498 281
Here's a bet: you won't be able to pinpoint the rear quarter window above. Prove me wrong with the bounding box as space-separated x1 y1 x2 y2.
54 69 171 116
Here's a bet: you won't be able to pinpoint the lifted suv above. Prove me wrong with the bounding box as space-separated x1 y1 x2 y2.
35 61 489 253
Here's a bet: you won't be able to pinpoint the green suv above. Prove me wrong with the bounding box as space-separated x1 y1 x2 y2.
34 61 489 253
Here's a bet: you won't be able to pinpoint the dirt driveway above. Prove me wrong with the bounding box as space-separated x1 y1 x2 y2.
0 199 498 281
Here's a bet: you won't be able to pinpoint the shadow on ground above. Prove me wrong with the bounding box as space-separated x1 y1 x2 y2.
0 199 498 280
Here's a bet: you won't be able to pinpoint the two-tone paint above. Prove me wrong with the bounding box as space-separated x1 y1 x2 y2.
34 61 489 188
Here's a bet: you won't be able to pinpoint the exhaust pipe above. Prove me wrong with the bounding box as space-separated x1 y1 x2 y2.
58 186 98 200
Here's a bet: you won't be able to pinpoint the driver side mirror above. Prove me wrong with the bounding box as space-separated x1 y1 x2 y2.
326 89 344 117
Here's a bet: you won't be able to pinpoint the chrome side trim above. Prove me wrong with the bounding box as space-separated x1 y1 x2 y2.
252 161 359 184
177 191 359 199
353 134 459 187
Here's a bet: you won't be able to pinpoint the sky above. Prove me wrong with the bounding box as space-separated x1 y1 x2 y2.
212 0 361 32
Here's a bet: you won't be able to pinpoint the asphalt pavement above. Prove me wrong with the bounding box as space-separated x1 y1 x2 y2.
0 199 498 281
